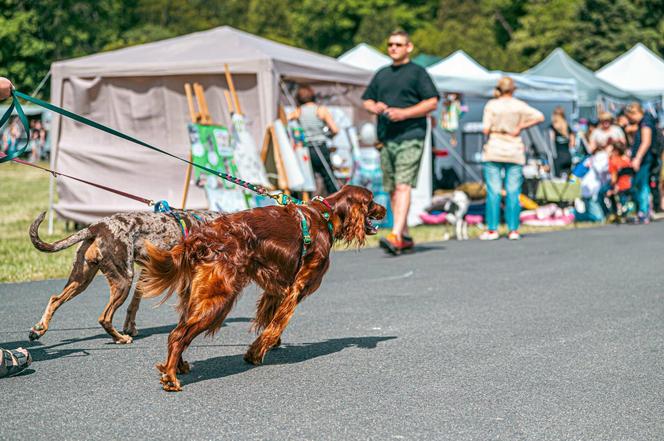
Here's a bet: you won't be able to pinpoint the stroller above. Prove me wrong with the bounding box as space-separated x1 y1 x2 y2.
609 166 637 223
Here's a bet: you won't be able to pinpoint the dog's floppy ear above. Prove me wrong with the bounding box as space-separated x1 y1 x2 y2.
330 186 370 247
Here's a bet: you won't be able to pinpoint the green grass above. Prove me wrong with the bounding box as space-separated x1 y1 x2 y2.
0 161 76 283
0 162 603 283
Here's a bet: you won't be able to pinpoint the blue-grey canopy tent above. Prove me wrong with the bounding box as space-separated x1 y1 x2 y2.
525 48 635 119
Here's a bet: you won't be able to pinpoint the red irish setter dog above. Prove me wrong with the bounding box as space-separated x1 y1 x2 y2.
139 185 385 391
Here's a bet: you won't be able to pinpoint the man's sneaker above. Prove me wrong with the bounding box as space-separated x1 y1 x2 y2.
379 233 405 255
402 234 415 251
507 230 521 240
479 230 499 241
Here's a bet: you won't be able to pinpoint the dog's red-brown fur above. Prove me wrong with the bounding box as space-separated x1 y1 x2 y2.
139 185 385 391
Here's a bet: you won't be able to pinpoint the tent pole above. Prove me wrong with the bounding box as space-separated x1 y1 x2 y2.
433 128 483 182
180 83 198 209
47 78 62 235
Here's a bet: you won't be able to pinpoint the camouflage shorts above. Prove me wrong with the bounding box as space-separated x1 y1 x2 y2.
380 138 424 192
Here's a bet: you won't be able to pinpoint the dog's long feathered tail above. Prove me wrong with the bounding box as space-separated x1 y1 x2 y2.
30 211 94 252
139 241 192 305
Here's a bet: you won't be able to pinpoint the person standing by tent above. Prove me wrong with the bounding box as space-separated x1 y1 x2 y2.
361 30 439 255
289 85 340 195
480 77 544 241
625 102 657 223
588 112 625 154
549 106 574 176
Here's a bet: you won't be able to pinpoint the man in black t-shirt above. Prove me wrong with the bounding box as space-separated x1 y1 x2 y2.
362 30 438 255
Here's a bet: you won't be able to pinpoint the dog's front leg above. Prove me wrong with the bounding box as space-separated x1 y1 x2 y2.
244 286 302 366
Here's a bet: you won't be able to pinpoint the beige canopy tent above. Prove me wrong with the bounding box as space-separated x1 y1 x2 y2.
48 26 371 226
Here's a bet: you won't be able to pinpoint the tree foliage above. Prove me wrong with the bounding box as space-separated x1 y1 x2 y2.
0 0 662 95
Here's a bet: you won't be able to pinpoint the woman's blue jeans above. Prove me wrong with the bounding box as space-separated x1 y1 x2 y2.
483 161 523 232
632 158 652 214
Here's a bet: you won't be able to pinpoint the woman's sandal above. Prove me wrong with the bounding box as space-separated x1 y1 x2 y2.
0 347 32 378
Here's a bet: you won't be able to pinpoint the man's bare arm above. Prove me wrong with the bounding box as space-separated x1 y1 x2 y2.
383 97 439 122
363 99 388 115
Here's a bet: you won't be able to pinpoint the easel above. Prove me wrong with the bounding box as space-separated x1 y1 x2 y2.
260 124 290 193
181 83 212 208
224 65 297 199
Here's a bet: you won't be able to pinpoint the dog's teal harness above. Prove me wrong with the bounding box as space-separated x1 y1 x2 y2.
296 196 334 257
154 200 203 238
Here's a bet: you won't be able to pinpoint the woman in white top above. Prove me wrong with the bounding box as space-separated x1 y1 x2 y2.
480 77 544 241
588 112 625 153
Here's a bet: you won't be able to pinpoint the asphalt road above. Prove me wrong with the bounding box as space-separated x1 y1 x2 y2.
1 223 663 440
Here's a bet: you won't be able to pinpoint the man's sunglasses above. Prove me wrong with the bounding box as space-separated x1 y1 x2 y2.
387 42 406 47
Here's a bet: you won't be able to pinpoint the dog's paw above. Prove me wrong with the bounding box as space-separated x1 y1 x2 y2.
243 351 264 366
162 382 182 392
122 326 138 337
28 325 45 341
160 374 182 392
177 360 191 375
114 334 133 345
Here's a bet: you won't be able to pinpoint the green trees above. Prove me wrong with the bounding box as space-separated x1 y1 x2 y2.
0 0 662 95
508 0 664 70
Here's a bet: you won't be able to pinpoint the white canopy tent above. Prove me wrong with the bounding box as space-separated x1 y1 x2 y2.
596 43 664 96
337 45 579 223
48 26 371 225
427 50 490 79
338 43 391 72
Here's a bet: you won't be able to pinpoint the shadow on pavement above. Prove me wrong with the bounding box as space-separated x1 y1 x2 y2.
378 243 444 258
185 335 397 386
0 317 253 362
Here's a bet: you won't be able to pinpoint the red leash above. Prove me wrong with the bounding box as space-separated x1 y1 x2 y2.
1 153 153 206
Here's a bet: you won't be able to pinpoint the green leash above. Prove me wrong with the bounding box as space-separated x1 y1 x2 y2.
0 90 330 255
0 90 302 206
0 90 29 164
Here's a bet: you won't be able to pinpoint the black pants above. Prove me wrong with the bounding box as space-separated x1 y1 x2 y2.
554 148 572 177
309 142 338 195
650 158 662 212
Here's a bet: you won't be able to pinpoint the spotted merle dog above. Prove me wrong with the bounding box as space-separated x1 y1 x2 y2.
28 209 217 344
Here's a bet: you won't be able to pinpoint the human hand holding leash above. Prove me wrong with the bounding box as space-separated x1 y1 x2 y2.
0 77 13 101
